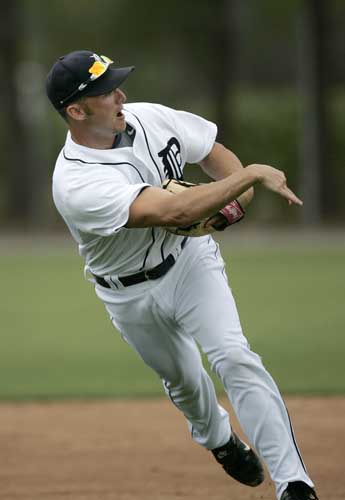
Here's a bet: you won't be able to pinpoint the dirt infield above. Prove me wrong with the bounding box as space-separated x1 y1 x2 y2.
0 397 344 500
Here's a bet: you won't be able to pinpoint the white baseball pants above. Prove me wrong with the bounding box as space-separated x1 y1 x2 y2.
95 236 314 499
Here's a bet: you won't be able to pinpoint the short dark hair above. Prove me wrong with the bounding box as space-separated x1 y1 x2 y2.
58 107 68 122
57 95 87 123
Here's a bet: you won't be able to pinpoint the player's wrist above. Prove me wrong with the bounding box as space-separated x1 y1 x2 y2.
237 187 254 208
245 164 264 183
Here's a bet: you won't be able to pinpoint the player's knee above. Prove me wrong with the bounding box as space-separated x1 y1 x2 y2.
210 345 263 383
184 368 202 394
167 364 202 395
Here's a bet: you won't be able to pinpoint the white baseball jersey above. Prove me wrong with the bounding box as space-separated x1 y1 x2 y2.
52 102 217 277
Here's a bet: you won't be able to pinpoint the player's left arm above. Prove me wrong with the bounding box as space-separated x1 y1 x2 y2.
199 142 254 208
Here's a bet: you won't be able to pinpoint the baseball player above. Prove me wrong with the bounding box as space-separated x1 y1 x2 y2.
46 50 318 500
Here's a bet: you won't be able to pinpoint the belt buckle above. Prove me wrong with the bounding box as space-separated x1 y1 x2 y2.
144 270 151 280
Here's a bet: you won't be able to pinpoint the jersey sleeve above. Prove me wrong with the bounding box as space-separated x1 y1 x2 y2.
170 108 218 164
155 105 217 163
65 171 149 237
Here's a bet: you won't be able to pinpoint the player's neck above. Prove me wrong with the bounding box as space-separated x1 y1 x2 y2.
69 126 115 150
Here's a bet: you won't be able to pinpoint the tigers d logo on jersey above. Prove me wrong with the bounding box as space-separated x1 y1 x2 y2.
158 137 183 180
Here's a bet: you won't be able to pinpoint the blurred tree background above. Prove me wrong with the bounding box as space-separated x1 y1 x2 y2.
1 0 344 229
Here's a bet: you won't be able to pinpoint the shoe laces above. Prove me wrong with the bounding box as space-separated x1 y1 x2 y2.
285 481 318 500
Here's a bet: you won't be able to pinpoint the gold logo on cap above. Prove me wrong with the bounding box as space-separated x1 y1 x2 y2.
88 54 114 80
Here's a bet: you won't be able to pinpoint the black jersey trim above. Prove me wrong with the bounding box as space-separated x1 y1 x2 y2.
160 232 168 260
284 402 308 473
140 227 156 270
109 277 119 289
126 110 163 183
63 150 145 183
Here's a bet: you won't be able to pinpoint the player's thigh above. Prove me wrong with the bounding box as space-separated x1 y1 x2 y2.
175 239 248 352
98 286 204 386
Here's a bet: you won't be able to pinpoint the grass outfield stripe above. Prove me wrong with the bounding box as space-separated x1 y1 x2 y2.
1 248 344 400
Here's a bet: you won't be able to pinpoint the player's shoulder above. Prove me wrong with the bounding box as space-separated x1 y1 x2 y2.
53 133 84 184
124 102 212 132
52 132 127 204
124 102 178 123
124 101 175 113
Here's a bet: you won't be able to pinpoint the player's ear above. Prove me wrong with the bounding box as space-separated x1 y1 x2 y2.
66 102 88 121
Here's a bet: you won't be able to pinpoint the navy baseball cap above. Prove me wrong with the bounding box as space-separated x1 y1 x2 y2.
46 50 135 110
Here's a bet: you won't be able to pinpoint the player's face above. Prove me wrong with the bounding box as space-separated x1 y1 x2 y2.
80 88 127 134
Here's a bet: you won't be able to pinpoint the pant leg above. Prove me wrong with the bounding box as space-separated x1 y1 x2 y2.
174 237 314 499
95 280 231 450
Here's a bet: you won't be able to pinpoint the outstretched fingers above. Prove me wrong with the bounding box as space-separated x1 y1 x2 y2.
247 164 303 206
280 184 303 206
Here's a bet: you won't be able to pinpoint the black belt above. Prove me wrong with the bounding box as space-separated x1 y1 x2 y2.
94 237 188 288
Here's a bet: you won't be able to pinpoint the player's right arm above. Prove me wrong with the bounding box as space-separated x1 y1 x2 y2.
126 164 302 229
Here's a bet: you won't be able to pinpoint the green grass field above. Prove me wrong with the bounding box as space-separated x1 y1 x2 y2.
1 243 344 400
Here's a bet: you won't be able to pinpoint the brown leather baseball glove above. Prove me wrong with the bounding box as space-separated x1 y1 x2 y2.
162 179 245 237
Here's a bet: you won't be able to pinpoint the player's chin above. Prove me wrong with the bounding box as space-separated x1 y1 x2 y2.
113 114 126 132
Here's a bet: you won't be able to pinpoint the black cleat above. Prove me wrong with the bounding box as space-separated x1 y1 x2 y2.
211 431 264 487
281 481 319 500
